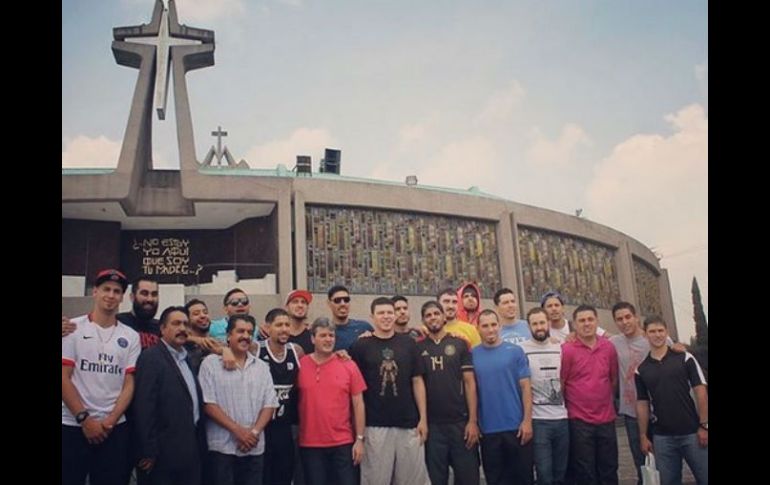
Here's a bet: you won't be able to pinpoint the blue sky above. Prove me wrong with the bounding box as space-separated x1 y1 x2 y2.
62 0 707 341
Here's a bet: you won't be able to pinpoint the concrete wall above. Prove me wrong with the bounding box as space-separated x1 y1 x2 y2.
63 172 675 336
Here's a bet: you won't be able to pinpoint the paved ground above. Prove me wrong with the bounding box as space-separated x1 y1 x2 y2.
475 422 696 484
615 422 695 485
125 421 697 484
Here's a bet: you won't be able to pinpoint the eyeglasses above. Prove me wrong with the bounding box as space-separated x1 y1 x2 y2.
227 298 250 306
331 296 351 304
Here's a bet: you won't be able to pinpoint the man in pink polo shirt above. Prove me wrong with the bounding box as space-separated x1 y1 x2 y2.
297 317 367 485
561 304 619 485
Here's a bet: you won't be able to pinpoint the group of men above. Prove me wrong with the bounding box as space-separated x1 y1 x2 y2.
62 270 707 485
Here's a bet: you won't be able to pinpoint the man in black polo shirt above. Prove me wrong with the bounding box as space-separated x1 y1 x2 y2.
417 301 480 485
635 316 708 485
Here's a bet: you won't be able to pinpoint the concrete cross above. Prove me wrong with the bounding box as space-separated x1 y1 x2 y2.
211 126 228 166
114 0 204 120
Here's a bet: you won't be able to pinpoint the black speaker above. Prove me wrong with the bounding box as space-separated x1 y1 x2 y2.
294 155 312 175
320 148 341 174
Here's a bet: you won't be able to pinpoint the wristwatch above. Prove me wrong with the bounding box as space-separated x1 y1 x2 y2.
699 422 708 431
75 410 90 424
356 434 365 442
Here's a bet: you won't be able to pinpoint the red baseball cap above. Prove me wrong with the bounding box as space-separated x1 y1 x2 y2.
286 289 313 305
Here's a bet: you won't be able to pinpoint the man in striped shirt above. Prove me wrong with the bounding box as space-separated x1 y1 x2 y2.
199 314 279 485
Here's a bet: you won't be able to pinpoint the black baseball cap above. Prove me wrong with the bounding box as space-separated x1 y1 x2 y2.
94 269 129 291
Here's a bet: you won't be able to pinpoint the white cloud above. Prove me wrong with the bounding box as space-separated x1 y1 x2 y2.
243 128 336 168
694 63 707 83
586 104 707 231
61 135 122 168
527 123 591 167
276 0 303 7
124 0 246 22
414 136 501 190
475 81 526 125
399 122 430 146
396 117 441 153
176 0 245 22
585 103 707 341
61 134 174 169
695 62 708 98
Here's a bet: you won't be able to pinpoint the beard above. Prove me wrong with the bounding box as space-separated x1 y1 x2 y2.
133 300 158 320
533 330 550 342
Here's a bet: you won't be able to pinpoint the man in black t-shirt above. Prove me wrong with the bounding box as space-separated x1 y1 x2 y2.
392 295 422 339
350 297 430 485
285 289 314 354
635 316 708 485
118 277 163 485
117 276 161 350
417 301 480 485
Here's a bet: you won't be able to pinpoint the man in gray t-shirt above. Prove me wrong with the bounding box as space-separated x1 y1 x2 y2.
519 307 568 485
610 302 650 485
610 301 681 485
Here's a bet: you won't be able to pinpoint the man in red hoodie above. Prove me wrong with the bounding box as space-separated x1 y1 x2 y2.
456 282 482 326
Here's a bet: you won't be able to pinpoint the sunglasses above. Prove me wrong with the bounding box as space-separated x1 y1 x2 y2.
331 296 351 304
227 297 250 306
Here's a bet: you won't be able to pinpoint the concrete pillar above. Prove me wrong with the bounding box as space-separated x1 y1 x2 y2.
658 269 679 341
507 211 526 308
277 189 293 298
615 240 637 308
293 189 308 290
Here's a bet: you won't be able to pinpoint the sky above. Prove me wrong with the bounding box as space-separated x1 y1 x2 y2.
62 0 707 342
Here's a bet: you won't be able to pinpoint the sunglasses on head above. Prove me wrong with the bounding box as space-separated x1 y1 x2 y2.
332 296 351 304
227 297 250 306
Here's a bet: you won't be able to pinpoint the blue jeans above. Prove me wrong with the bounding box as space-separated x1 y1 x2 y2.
532 419 569 485
300 444 357 485
622 415 645 485
653 433 708 485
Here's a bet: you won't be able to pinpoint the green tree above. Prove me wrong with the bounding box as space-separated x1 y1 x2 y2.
688 277 708 376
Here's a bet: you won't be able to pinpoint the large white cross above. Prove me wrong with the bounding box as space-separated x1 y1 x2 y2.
123 3 201 120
